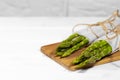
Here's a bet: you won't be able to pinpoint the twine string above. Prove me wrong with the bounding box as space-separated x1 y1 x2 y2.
72 10 120 50
106 25 120 50
72 10 120 38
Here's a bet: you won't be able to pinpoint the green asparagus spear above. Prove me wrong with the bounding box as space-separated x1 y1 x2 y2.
72 40 109 64
56 33 87 56
56 33 85 52
61 38 89 57
71 35 85 46
57 33 80 49
83 40 108 55
63 33 80 41
72 47 100 65
75 44 112 69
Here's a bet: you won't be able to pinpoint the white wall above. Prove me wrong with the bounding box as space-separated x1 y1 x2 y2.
0 0 120 16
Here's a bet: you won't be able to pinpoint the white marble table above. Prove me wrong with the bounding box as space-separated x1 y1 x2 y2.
0 17 120 80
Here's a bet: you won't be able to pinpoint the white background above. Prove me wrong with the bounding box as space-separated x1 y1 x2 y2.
0 0 120 16
0 17 120 80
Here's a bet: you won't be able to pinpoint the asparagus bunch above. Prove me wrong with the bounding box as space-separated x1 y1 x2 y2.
72 40 112 69
56 33 89 57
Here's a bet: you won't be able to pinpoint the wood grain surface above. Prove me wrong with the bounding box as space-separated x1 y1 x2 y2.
41 43 120 71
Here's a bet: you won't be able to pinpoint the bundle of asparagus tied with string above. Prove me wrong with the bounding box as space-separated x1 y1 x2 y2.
72 25 120 69
56 10 120 58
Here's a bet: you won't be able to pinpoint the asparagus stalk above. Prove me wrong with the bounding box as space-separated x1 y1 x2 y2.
75 44 112 69
83 40 108 55
61 38 89 57
56 33 87 56
72 40 109 64
63 33 80 41
56 33 82 51
71 35 85 46
73 48 101 64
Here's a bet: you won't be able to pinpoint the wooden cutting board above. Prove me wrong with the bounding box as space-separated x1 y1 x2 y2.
41 43 120 71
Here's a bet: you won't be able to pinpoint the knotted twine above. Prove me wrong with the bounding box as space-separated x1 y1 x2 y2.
72 10 120 38
72 10 120 51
